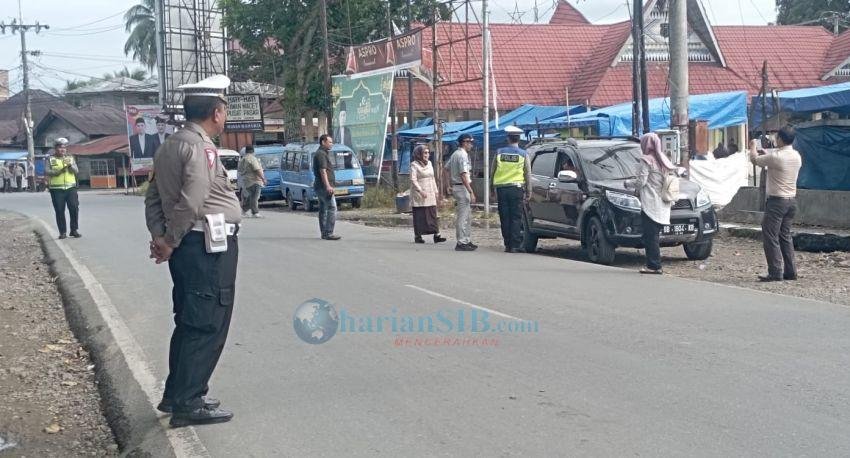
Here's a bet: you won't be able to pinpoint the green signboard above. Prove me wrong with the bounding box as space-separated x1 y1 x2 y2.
332 73 394 182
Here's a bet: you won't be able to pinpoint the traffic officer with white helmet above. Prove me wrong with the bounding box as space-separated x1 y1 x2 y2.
144 75 242 427
491 125 531 252
48 137 81 239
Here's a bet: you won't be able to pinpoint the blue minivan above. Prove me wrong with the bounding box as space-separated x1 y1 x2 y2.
252 145 285 201
280 143 366 210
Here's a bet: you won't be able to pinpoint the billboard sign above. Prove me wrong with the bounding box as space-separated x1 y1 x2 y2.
332 74 394 182
125 105 174 172
344 30 422 78
225 94 264 131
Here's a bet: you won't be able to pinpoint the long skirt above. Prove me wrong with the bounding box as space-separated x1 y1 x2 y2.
412 205 439 236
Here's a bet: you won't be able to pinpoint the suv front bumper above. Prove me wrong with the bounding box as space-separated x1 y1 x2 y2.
603 204 718 247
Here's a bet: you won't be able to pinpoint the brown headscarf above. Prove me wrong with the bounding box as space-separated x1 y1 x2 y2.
412 144 430 166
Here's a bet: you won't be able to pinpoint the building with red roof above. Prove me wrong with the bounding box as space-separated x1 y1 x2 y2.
394 0 850 121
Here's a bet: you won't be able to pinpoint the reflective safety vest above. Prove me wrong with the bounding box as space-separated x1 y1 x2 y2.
492 148 527 186
48 156 77 190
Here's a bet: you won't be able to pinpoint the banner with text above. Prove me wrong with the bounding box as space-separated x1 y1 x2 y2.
225 94 264 132
332 73 394 182
344 30 422 78
125 104 173 172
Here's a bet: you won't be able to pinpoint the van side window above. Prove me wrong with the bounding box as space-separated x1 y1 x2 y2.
287 152 297 171
300 153 310 171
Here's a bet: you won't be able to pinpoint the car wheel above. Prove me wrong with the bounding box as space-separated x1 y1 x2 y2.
306 192 316 212
586 216 616 265
286 190 297 211
352 198 362 209
520 212 539 253
684 239 713 260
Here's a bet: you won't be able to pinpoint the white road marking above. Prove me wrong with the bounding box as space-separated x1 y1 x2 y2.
38 219 210 458
404 284 524 321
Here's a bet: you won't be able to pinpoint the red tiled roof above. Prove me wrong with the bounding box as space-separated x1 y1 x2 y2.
548 1 590 25
824 29 850 77
67 135 128 156
394 21 848 111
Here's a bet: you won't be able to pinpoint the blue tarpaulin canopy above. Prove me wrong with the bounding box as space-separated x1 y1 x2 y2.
0 151 27 161
497 104 586 130
539 91 748 136
752 82 850 125
794 121 850 191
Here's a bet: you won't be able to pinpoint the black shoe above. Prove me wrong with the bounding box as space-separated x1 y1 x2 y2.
783 274 797 281
758 275 783 282
58 234 67 240
169 406 233 428
321 234 341 240
70 231 81 238
415 236 425 244
433 234 446 243
157 396 221 414
455 243 477 251
468 242 478 249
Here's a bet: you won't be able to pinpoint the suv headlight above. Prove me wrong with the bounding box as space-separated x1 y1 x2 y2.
696 189 711 207
352 178 365 185
606 190 641 210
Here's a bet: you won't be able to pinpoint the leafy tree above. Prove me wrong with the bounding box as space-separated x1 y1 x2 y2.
776 0 850 31
123 0 157 69
221 0 449 138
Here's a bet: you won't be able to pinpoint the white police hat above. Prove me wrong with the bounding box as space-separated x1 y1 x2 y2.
179 75 230 102
54 137 69 147
504 125 523 134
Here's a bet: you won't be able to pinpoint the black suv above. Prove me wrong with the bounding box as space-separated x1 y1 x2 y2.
521 138 718 264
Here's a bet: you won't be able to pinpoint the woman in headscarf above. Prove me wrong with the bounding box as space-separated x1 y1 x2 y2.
409 144 447 244
629 132 676 274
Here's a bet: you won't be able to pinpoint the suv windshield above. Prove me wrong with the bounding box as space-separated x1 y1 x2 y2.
579 146 642 181
333 151 360 170
258 154 281 170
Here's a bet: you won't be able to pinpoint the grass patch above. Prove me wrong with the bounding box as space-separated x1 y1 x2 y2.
363 185 396 208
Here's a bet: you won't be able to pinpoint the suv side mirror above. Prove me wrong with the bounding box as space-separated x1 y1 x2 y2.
558 170 578 182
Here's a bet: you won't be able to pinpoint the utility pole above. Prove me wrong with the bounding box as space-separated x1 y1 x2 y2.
432 9 443 199
388 0 398 192
483 0 491 220
320 0 332 134
631 0 642 136
758 60 768 210
637 0 650 134
669 0 689 165
0 5 49 166
406 0 414 128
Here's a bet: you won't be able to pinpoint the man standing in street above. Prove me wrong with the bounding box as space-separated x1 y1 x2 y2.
26 158 35 191
0 162 8 193
13 162 24 191
491 126 531 253
47 138 81 239
237 145 266 218
749 125 802 282
144 75 241 427
313 134 340 240
446 133 477 251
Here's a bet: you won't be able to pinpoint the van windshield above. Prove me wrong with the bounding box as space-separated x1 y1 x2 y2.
258 154 281 170
333 151 360 169
220 156 239 171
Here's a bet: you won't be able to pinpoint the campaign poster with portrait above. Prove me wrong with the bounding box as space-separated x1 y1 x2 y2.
331 73 394 182
125 105 174 172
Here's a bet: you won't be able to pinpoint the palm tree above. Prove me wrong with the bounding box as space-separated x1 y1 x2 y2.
124 0 157 70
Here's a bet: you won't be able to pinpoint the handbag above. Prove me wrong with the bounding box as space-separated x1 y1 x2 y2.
660 171 680 203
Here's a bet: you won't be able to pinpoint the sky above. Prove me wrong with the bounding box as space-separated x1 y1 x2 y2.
0 0 778 95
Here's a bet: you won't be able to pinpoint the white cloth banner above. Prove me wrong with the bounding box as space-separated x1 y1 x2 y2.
688 151 750 207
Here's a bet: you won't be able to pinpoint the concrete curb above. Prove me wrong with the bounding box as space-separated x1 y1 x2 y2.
23 213 175 457
720 224 850 252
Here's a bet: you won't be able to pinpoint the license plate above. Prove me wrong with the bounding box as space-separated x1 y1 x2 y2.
334 188 349 196
661 223 695 235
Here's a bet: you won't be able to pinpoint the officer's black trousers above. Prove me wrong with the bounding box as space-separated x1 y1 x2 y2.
165 231 238 411
49 187 79 235
497 186 524 249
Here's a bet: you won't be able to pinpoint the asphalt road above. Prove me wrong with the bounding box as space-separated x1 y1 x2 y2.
3 191 850 457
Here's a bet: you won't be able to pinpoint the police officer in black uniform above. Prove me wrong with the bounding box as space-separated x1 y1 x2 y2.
145 75 242 427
